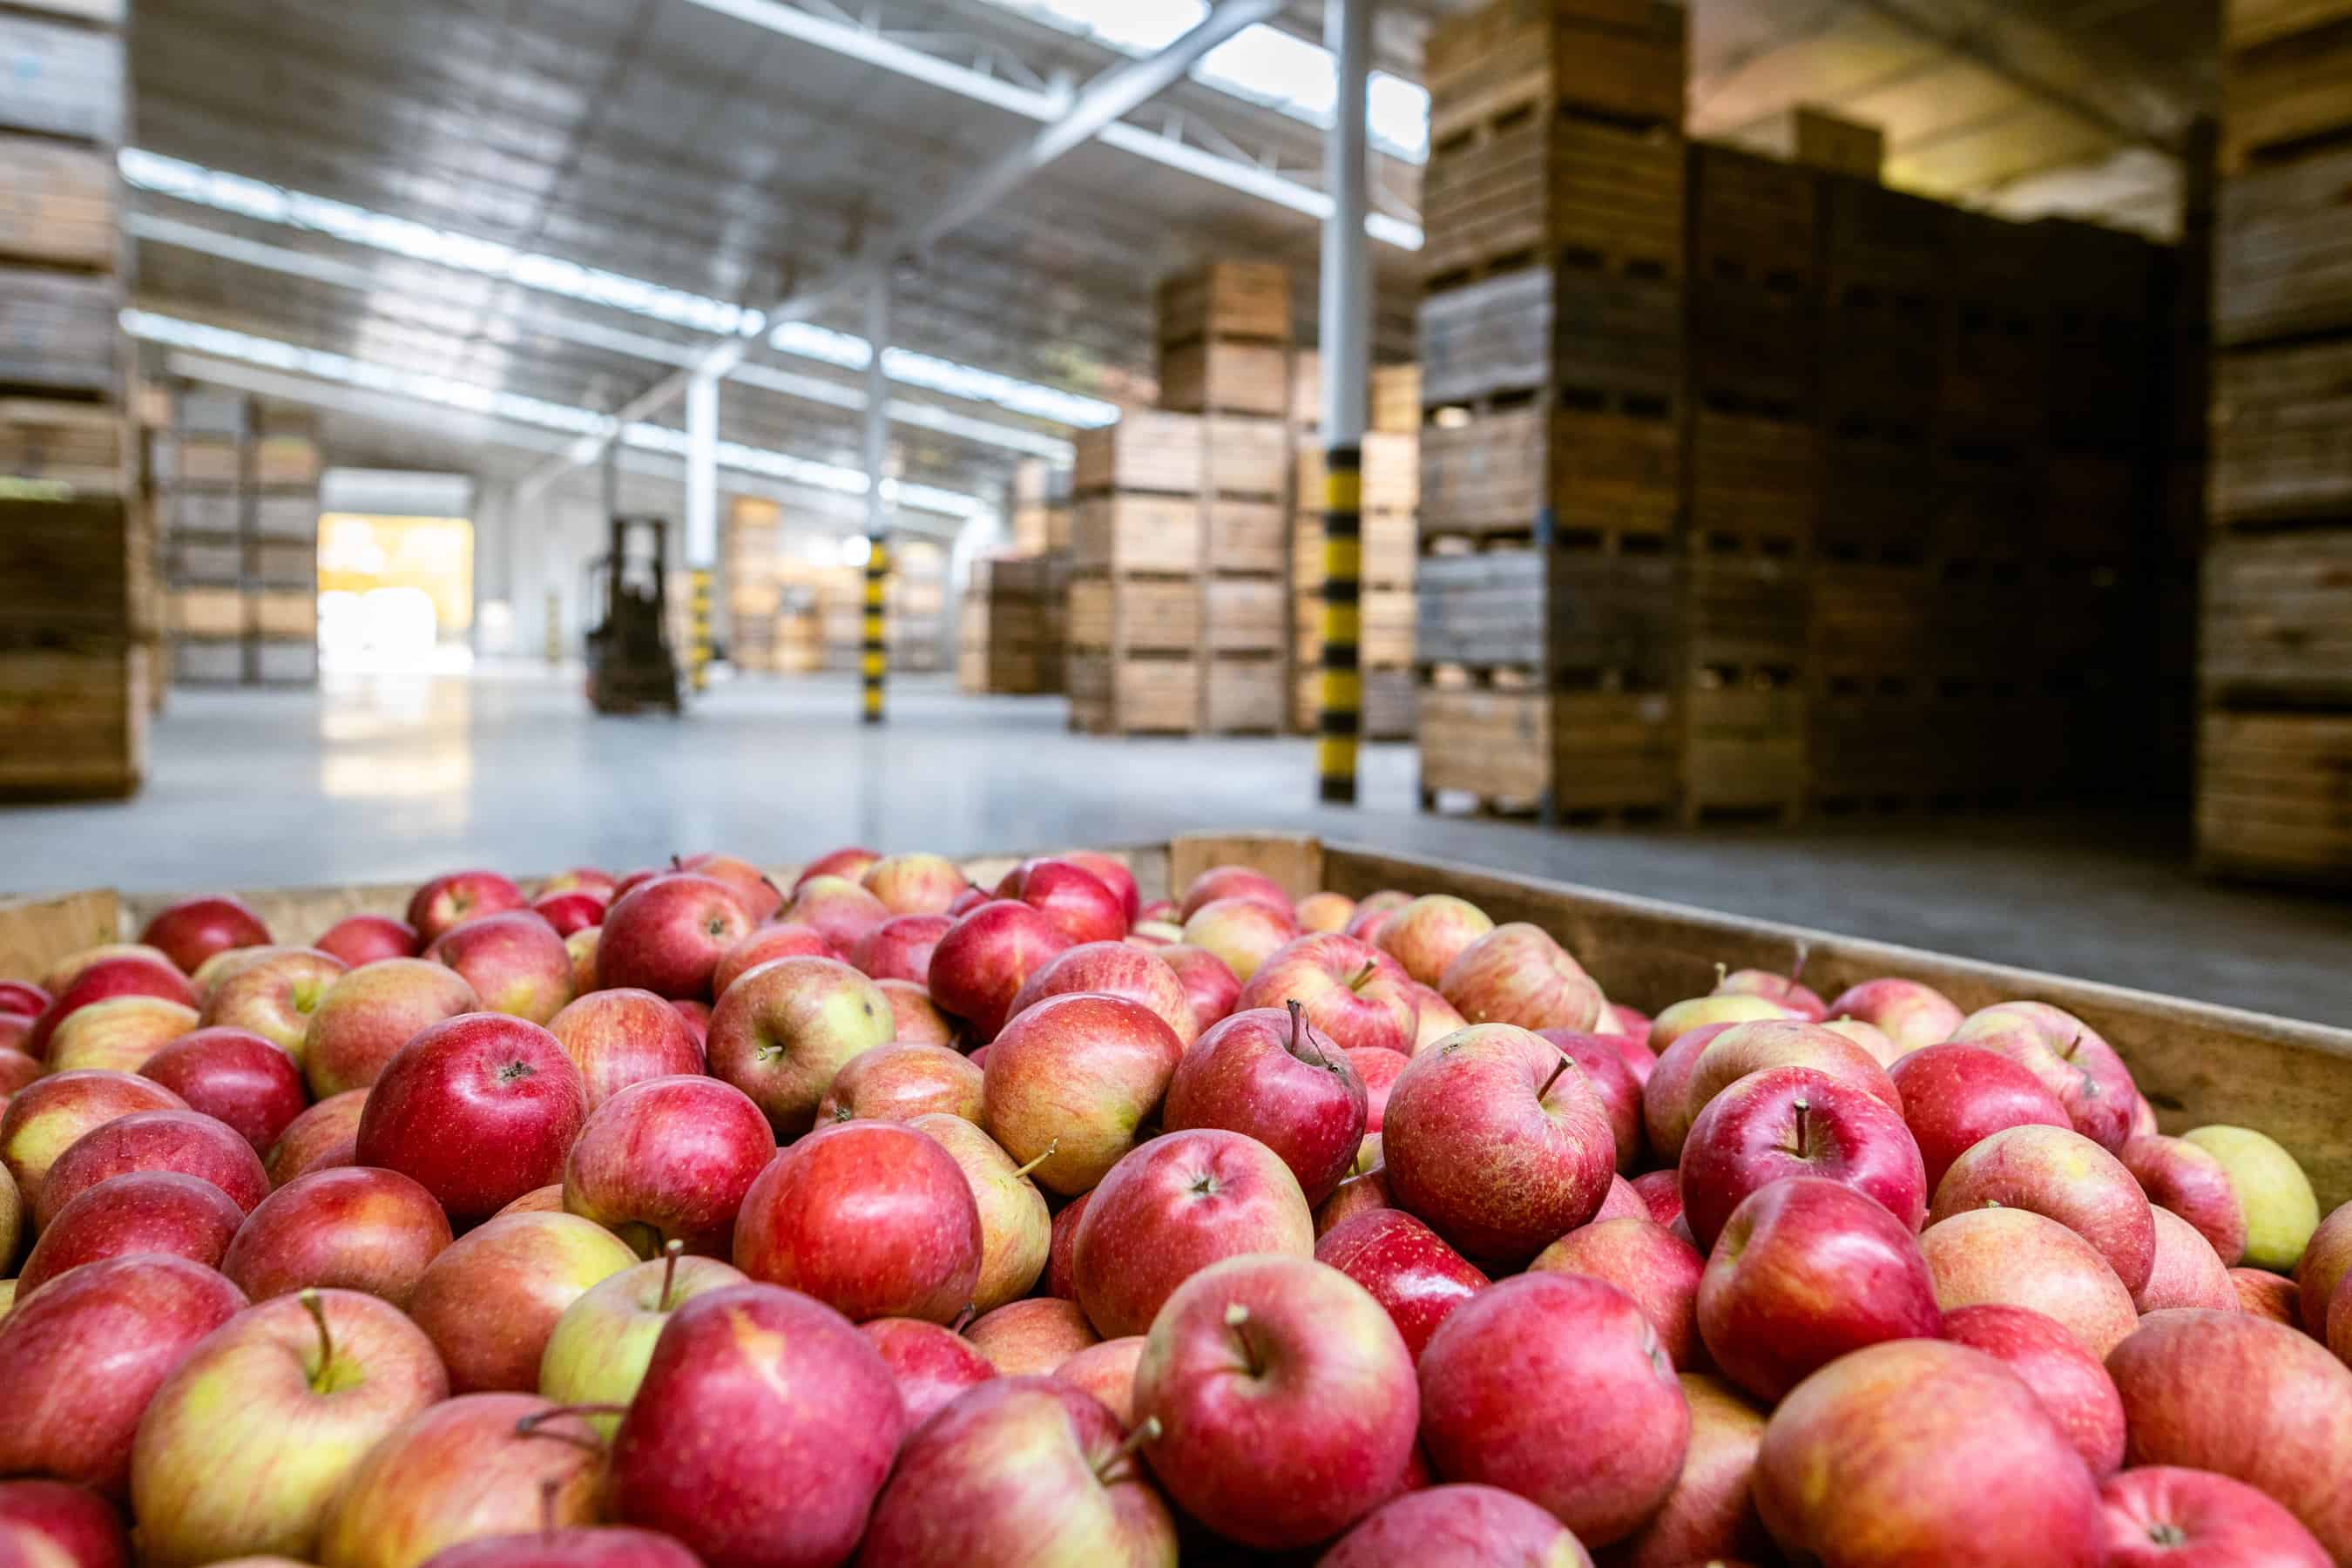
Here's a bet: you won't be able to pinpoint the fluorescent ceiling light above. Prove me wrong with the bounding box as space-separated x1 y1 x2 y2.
765 321 1113 428
123 310 991 518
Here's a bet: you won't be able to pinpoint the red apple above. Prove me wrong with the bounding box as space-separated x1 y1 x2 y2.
1920 1205 2139 1356
1047 1193 1089 1299
2299 1202 2352 1335
27 955 196 1060
1754 1339 2105 1566
406 1211 636 1392
966 1297 1098 1375
0 980 47 1015
1530 1214 1701 1368
1942 1301 2126 1476
2099 1465 2332 1568
1888 1040 2072 1190
928 900 1074 1043
312 915 422 968
1821 1015 1901 1066
17 1171 245 1299
34 1109 267 1230
527 891 604 938
1374 895 1493 988
1347 1046 1408 1134
876 978 956 1045
563 1074 775 1257
2140 1206 2238 1313
909 1112 1051 1312
543 988 702 1109
539 866 618 902
199 949 348 1058
496 1184 564 1218
2234 1267 2301 1323
1680 1064 1927 1253
405 870 527 943
1052 1335 1146 1427
816 1042 983 1124
1176 865 1291 923
316 1394 603 1567
665 998 701 1049
139 896 272 977
353 1013 590 1224
857 852 970 916
1059 850 1141 924
1004 940 1198 1046
781 875 891 956
1535 1029 1646 1173
609 1282 907 1568
1156 943 1240 1035
1073 1128 1315 1338
1163 1004 1368 1206
792 844 881 890
263 1090 366 1188
1607 1373 1772 1568
705 955 894 1137
711 923 830 997
565 928 600 997
405 1526 700 1568
0 1070 186 1206
991 858 1125 947
1666 1019 1904 1164
595 874 753 1000
1380 1023 1615 1265
1716 959 1828 1022
1631 1167 1682 1227
1437 923 1603 1034
1133 1254 1416 1549
1340 889 1411 939
1639 1020 1740 1156
220 1165 453 1307
675 852 783 923
1822 976 1966 1055
1237 933 1416 1058
44 996 200 1075
1930 1123 2156 1295
42 944 177 997
301 959 481 1099
2132 1092 2161 1139
1179 896 1298 984
1315 1206 1488 1361
980 992 1184 1196
1321 1484 1594 1568
1951 1000 2138 1152
0 1479 130 1568
137 1029 306 1155
858 1316 997 1426
846 914 954 985
2121 1134 2248 1267
1418 1270 1688 1548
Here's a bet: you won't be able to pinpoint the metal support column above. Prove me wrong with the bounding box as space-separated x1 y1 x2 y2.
685 368 720 693
862 277 892 725
1318 0 1372 806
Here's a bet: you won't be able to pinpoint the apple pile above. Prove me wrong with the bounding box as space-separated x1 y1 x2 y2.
0 853 2349 1566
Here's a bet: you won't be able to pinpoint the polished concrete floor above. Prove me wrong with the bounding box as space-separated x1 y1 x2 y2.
4 667 2344 1025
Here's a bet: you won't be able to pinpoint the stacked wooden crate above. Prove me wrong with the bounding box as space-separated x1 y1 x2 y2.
1415 0 1687 820
1010 458 1072 556
724 498 786 672
889 538 950 673
1069 412 1210 734
158 391 321 687
2200 0 2352 883
1291 356 1421 740
959 555 1065 696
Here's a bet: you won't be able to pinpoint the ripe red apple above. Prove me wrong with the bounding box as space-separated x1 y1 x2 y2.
1821 1014 1901 1066
733 1118 981 1322
263 1090 366 1188
1176 864 1291 923
1052 1335 1146 1427
353 1013 590 1224
1631 1167 1682 1227
595 874 753 1000
1347 1046 1408 1134
967 1297 1098 1374
2121 1134 2248 1267
791 844 880 891
537 1250 747 1433
1133 1254 1416 1549
1156 943 1240 1034
27 955 196 1059
407 1211 636 1392
1058 849 1141 923
541 988 701 1109
981 992 1184 1197
1237 932 1416 1057
2107 1309 2352 1558
0 979 47 1014
1942 1301 2126 1475
1697 1176 1941 1402
1822 976 1966 1055
1920 1205 2139 1356
1665 1019 1904 1164
1437 923 1603 1034
671 852 782 923
1374 895 1494 988
816 1042 982 1124
139 896 272 977
42 943 179 996
2298 1202 2352 1335
1073 1128 1315 1337
1403 981 1467 1053
609 1282 907 1568
1532 1030 1645 1173
1605 1372 1771 1568
2099 1465 2332 1568
526 892 603 939
220 1165 453 1307
405 870 527 943
1680 1064 1928 1253
17 1170 245 1299
406 1527 701 1567
0 1069 186 1205
1338 889 1410 940
497 1184 564 1217
564 928 600 997
1380 1023 1615 1265
2234 1267 2301 1323
426 915 572 1024
44 996 200 1075
312 915 422 969
1419 1271 1688 1548
985 858 1123 947
301 959 481 1099
1888 1040 2072 1190
539 866 617 902
0 1038 35 1098
1930 1123 2156 1295
2139 1206 2237 1312
875 978 955 1045
1179 896 1298 983
711 922 829 997
704 954 893 1137
0 1253 247 1496
1754 1339 2105 1567
859 1316 997 1426
856 852 969 916
1315 1206 1488 1360
34 1109 267 1230
137 1029 306 1154
0 1479 130 1568
928 900 1074 1042
1716 959 1828 1022
200 949 348 1059
563 1074 775 1258
1163 1004 1368 1205
1047 1192 1089 1299
1952 1000 2138 1152
315 1394 603 1567
781 875 891 956
1005 940 1198 1046
1530 1214 1701 1368
1321 1484 1594 1568
846 913 954 985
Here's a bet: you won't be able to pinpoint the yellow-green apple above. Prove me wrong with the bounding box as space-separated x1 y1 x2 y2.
733 1119 981 1322
875 978 955 1045
967 1297 1098 1374
792 844 880 891
1239 934 1416 1056
706 955 893 1137
353 1014 589 1224
1941 1302 2126 1475
1604 1373 1769 1568
0 1253 247 1496
1380 1024 1615 1265
220 1165 452 1306
2099 1466 2331 1568
1163 1004 1367 1205
928 900 1074 1042
28 954 196 1060
1179 896 1297 983
1316 1166 1395 1238
1316 1206 1488 1361
139 1028 306 1155
139 896 273 977
859 1376 1178 1565
2181 1125 2319 1273
1072 1128 1315 1338
1680 1064 1927 1252
1047 1193 1089 1297
0 1157 16 1265
0 1478 130 1568
608 1282 907 1567
1820 1015 1900 1066
17 1170 245 1298
1322 1484 1594 1568
1823 977 1966 1054
1646 991 1797 1056
263 1091 366 1187
1348 1046 1408 1133
542 988 700 1109
1438 923 1602 1034
45 997 200 1075
563 928 598 997
1296 889 1355 933
674 851 783 923
1418 1270 1686 1547
312 915 422 969
1920 1206 2139 1356
1530 1214 1699 1367
404 870 526 944
314 1394 602 1568
596 874 753 999
537 1247 746 1435
0 1070 186 1205
1177 865 1292 923
34 1107 267 1232
980 992 1184 1196
2139 1206 2237 1311
1342 889 1413 940
1052 1335 1145 1428
301 960 480 1099
909 1112 1048 1311
130 1288 446 1567
2107 1308 2352 1558
2298 1202 2352 1334
562 1074 774 1258
539 866 617 902
1930 1124 2156 1294
1754 1339 2104 1567
526 891 604 939
1631 1167 1681 1227
781 875 890 956
2235 1266 2302 1323
1951 1001 2137 1151
1887 1041 2072 1190
425 914 572 1024
406 1211 634 1393
816 1042 983 1124
1535 1029 1646 1172
1134 1254 1414 1548
1125 919 1181 946
1374 895 1492 989
857 852 969 916
1157 943 1240 1035
201 949 348 1059
846 913 953 984
1696 1176 1940 1402
712 923 828 997
1715 959 1828 1022
858 1315 997 1425
1006 940 1198 1046
2121 1134 2247 1267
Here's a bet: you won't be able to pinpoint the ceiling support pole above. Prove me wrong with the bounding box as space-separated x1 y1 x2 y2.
1316 0 1370 808
862 276 893 727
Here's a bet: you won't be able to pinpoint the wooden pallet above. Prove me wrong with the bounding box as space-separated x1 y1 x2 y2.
1816 424 1931 564
0 493 132 643
2227 0 2352 50
1073 494 1203 576
2223 20 2352 171
2042 451 2143 565
1202 652 1286 734
1204 576 1285 656
1685 551 1811 670
1156 262 1292 347
2202 531 2352 706
2217 143 2352 348
1206 496 1287 576
1753 106 1884 181
1820 175 1948 302
1683 666 1806 825
2212 337 2352 527
1203 416 1290 500
0 395 125 492
1422 113 1685 293
1688 275 1815 411
1940 300 2051 445
1068 651 1200 735
0 10 123 145
0 132 113 272
1819 290 1939 429
2198 708 2352 884
1418 401 1681 544
1415 548 1678 682
1418 684 1681 821
0 645 144 799
1158 340 1289 420
1688 406 1820 558
1067 576 1199 655
1073 412 1203 496
1690 142 1819 288
1420 264 1682 409
0 264 117 397
1424 0 1686 145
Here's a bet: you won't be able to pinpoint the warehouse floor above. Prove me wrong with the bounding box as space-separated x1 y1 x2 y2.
4 669 2342 1026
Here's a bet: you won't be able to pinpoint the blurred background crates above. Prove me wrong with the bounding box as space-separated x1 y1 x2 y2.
959 554 1065 697
156 391 321 687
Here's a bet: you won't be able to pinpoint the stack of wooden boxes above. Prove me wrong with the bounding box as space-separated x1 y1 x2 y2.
958 555 1064 696
1010 457 1073 556
1291 355 1421 740
889 537 950 673
0 0 145 797
159 391 322 687
2200 0 2352 883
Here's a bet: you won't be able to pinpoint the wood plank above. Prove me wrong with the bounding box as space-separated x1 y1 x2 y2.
0 887 120 979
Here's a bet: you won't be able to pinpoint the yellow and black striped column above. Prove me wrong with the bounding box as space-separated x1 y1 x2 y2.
862 535 889 724
1318 443 1362 805
687 569 712 693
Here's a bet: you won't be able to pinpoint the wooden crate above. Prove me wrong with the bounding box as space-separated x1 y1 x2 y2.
1686 552 1810 669
1295 586 1416 669
1418 683 1557 810
1203 416 1288 498
1422 115 1685 292
1816 426 1929 563
1205 497 1285 576
0 645 143 799
1159 340 1288 418
1688 408 1819 555
2202 531 2352 704
2227 0 2352 49
1689 276 1815 411
1420 402 1681 544
2042 452 2142 565
1010 503 1073 555
2199 709 2352 883
1070 651 1199 735
1295 510 1417 592
2217 144 2352 348
0 494 131 642
2213 337 2352 526
1420 683 1680 819
1293 666 1416 740
1074 412 1202 495
0 265 116 396
1423 0 1685 144
1941 300 2050 445
1157 262 1291 347
0 396 125 491
0 133 112 271
0 10 123 144
1296 432 1418 515
1690 143 1819 288
1203 652 1285 733
1074 494 1202 575
253 589 315 640
1291 357 1423 434
2223 23 2352 170
1204 577 1285 654
1416 549 1678 681
254 436 321 488
166 586 242 639
1421 264 1682 409
1068 576 1198 654
1808 673 1943 805
1820 176 1947 302
1684 670 1806 822
1754 105 1884 180
1930 448 2040 571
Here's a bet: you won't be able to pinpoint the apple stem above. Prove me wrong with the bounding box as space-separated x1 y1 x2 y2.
659 1237 684 1312
1287 998 1334 1069
1788 943 1808 986
1713 961 1728 988
1791 1095 1810 1152
1224 1302 1266 1376
1344 959 1379 992
299 1288 335 1390
1009 1139 1059 1180
1094 1416 1162 1480
513 1405 626 1452
952 1303 977 1335
1537 1051 1573 1104
669 853 683 869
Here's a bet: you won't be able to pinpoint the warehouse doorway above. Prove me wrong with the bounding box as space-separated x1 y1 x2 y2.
316 513 475 674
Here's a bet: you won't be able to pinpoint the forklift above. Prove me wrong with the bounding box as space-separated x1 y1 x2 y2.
584 517 682 715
